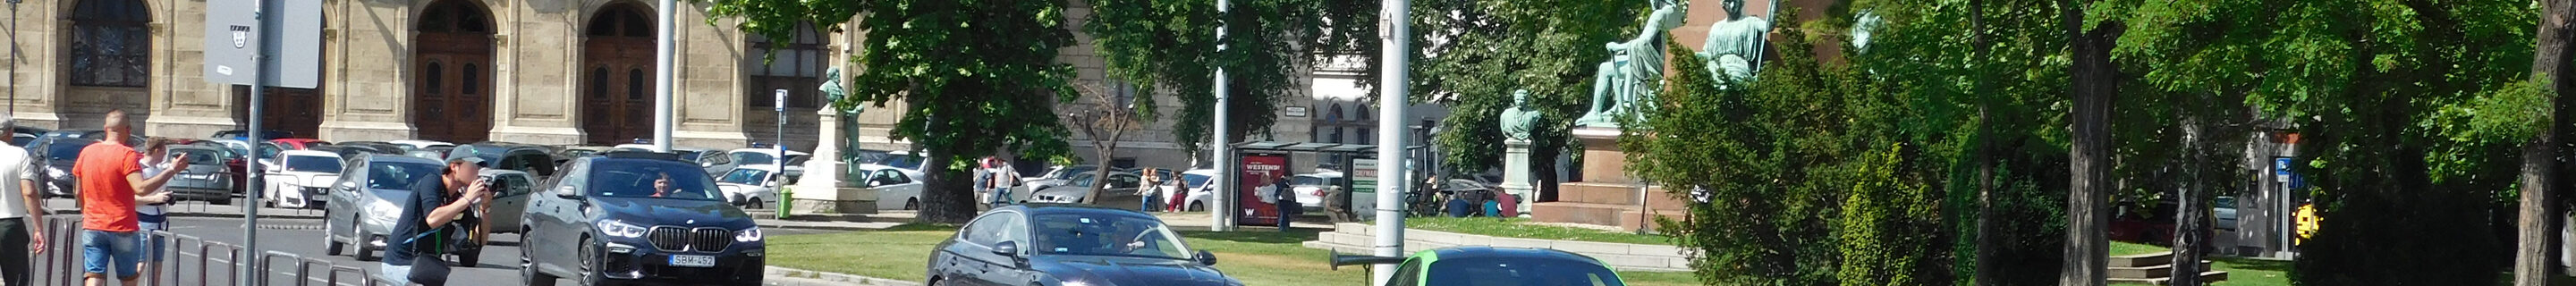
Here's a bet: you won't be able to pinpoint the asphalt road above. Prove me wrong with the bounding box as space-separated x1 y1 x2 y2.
137 216 837 286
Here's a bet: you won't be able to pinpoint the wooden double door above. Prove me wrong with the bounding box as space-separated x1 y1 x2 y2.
580 3 657 146
411 0 496 143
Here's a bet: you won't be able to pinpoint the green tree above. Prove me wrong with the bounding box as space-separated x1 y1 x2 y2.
1402 0 1642 193
2114 0 2535 283
1082 0 1374 155
704 0 1084 223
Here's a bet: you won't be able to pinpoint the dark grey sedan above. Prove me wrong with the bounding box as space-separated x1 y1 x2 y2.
928 204 1237 286
163 145 237 205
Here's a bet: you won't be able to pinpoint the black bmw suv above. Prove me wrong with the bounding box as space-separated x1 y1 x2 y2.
520 151 765 285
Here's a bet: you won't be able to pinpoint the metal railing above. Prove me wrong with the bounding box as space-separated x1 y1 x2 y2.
30 215 383 286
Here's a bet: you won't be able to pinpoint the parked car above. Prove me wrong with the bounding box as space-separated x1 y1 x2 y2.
1030 171 1145 207
1180 169 1219 211
1023 164 1100 188
850 148 926 171
453 142 565 179
1289 172 1345 209
9 133 32 147
30 138 97 198
387 139 455 151
928 204 1233 286
480 169 540 234
262 150 343 209
2216 196 2239 231
329 141 411 156
271 138 331 150
714 165 788 209
853 164 928 211
1329 247 1630 286
210 130 295 140
700 147 809 179
162 145 238 205
520 150 765 285
555 146 614 160
322 153 443 262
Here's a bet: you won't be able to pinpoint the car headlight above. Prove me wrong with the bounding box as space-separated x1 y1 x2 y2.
367 200 400 223
735 227 763 242
597 220 647 238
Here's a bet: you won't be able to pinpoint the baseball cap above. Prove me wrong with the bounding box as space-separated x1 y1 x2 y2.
445 147 489 167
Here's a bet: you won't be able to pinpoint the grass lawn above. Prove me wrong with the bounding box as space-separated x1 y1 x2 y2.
1379 216 1675 246
2106 241 2288 286
770 224 1705 286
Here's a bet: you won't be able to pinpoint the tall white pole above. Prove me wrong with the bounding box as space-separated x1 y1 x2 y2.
241 0 267 284
1210 0 1236 231
651 0 677 152
1371 0 1411 283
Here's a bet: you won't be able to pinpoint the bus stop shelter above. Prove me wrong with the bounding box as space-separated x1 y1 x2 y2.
1215 141 1429 229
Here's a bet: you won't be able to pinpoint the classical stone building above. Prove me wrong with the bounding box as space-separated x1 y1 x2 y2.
4 0 852 149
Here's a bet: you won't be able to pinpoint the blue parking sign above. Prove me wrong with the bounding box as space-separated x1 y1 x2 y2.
2274 157 2295 177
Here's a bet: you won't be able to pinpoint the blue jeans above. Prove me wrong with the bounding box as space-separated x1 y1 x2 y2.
138 221 166 262
989 188 1013 206
378 264 411 285
1142 194 1161 212
80 230 141 278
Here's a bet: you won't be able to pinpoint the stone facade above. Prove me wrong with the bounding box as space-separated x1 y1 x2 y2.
6 0 842 150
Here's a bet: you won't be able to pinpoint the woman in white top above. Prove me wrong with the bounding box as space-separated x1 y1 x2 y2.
133 138 182 282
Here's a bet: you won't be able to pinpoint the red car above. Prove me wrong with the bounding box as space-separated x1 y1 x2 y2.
268 139 330 150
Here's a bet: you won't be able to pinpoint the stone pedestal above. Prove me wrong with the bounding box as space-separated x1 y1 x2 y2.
792 110 877 214
1532 127 1684 231
1500 139 1537 218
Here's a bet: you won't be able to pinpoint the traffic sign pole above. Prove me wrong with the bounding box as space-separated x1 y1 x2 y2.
240 1 266 285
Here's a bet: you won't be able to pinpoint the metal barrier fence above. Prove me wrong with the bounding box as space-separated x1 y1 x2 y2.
30 216 386 286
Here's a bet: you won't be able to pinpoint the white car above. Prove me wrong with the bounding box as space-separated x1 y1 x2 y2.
853 164 928 210
1287 172 1343 209
386 139 454 151
262 150 343 209
715 164 791 209
1179 169 1218 211
2216 196 2239 231
1012 164 1097 201
703 147 809 179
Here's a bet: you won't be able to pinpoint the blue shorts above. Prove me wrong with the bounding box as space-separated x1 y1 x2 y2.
80 230 141 278
137 222 166 262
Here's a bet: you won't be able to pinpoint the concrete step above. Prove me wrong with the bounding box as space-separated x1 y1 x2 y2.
2109 251 2174 268
2106 261 2215 280
1532 202 1638 227
2108 271 2229 285
1615 209 1687 232
1555 182 1684 210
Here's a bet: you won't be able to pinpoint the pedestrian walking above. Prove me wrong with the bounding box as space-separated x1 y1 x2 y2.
73 110 176 286
1272 174 1299 230
1139 168 1164 213
985 157 1021 207
0 117 45 286
131 138 190 284
379 151 496 286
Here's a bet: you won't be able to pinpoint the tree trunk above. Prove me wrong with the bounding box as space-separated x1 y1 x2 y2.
918 112 979 224
2517 0 2571 284
2172 117 2206 286
2061 0 2116 283
1971 0 2003 283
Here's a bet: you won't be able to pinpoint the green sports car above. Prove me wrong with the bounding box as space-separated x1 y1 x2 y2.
1334 247 1631 286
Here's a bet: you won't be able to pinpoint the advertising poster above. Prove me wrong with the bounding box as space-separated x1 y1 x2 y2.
1238 153 1291 226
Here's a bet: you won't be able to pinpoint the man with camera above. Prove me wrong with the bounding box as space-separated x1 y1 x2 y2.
378 151 496 285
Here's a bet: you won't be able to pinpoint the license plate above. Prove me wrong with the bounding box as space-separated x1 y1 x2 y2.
668 255 716 267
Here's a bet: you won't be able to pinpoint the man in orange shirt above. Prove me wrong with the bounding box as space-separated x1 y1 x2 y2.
73 110 183 286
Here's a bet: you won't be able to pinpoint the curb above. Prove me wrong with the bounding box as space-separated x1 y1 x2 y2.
751 220 890 231
765 265 920 286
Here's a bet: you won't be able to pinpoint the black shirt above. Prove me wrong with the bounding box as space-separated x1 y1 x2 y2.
385 177 451 266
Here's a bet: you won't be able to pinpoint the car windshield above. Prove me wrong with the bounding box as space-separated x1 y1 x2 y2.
733 152 776 164
284 156 343 172
44 140 94 160
364 162 442 189
1053 166 1098 180
2215 197 2236 209
718 168 772 185
173 149 225 165
1030 214 1192 260
1183 173 1210 189
1425 257 1629 286
588 161 723 201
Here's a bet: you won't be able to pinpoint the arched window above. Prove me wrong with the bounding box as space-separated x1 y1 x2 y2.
70 0 151 87
747 21 826 109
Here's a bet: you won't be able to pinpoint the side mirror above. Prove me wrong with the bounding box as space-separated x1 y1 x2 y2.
337 181 357 191
1194 250 1217 265
554 185 581 198
992 240 1021 257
